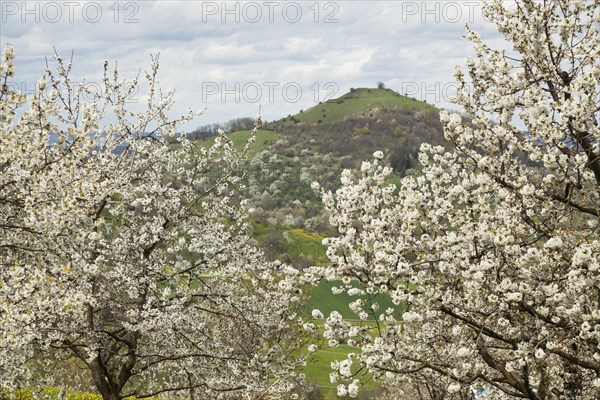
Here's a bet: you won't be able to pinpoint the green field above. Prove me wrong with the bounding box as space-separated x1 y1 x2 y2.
306 280 399 321
301 344 373 399
301 280 401 398
249 223 400 398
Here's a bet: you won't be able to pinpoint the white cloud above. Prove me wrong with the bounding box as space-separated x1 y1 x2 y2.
0 0 505 129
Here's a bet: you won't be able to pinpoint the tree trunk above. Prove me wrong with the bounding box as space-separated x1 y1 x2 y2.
89 358 121 400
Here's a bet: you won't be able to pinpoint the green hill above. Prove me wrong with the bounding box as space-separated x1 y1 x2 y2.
264 88 446 175
275 87 437 125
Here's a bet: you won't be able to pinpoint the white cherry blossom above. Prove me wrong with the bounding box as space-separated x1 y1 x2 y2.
313 1 600 398
0 46 309 400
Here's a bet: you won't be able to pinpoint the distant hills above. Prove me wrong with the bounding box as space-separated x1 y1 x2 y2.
189 88 449 397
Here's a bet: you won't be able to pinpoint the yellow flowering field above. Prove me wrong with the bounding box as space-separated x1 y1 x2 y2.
0 387 176 400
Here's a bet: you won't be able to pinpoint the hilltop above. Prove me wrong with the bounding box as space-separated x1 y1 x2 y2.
272 87 438 125
264 87 447 175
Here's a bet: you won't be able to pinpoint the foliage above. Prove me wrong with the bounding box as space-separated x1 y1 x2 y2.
312 1 600 399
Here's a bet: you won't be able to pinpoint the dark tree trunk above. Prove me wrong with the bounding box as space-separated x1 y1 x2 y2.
89 358 122 400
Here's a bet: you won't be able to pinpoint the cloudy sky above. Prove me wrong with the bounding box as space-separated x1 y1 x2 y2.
0 1 508 131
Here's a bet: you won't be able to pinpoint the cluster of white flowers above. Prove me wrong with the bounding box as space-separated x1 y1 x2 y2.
0 46 310 399
312 1 600 398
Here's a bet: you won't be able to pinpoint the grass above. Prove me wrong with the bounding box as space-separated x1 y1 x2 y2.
248 223 400 398
300 332 385 399
301 344 363 399
196 129 279 157
301 280 402 398
286 228 329 266
250 221 331 267
307 280 400 321
279 88 438 125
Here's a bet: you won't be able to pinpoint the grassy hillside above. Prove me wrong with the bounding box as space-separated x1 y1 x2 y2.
301 279 402 399
277 87 437 125
195 129 279 156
